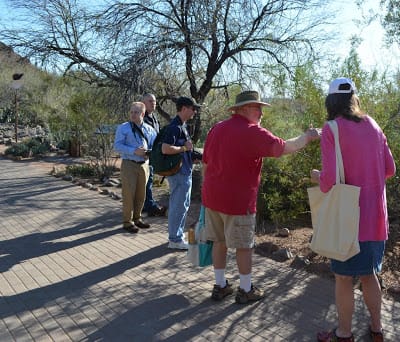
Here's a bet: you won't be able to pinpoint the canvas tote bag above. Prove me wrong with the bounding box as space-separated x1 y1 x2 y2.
307 120 361 262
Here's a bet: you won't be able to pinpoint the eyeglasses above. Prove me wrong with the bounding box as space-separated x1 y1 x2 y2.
246 105 262 111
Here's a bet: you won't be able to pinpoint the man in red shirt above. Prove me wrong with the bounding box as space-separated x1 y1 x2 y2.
202 90 320 303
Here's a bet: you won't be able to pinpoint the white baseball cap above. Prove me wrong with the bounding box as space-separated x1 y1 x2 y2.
328 77 357 94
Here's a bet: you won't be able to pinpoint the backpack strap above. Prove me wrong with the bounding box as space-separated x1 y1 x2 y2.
130 122 149 146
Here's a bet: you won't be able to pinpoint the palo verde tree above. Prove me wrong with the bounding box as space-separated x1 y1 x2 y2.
381 0 400 45
2 0 333 141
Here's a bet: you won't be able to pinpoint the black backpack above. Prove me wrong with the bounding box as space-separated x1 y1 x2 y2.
150 126 183 176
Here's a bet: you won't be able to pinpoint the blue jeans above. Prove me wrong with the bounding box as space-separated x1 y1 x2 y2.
167 171 192 242
143 166 157 211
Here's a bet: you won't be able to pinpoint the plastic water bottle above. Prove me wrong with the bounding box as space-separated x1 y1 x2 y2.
188 227 196 244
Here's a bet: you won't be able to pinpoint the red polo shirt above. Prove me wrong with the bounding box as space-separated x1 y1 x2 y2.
202 114 285 215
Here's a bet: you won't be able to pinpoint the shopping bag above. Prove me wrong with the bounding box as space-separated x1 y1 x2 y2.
307 120 361 262
187 206 213 267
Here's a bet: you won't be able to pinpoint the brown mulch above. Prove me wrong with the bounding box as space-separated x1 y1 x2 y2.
254 221 400 303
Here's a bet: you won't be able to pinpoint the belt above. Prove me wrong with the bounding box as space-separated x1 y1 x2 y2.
125 159 146 165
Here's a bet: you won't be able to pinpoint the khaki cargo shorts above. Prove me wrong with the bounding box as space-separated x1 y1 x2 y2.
205 207 255 249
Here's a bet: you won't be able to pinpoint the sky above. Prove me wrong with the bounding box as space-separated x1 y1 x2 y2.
329 0 399 72
0 0 398 74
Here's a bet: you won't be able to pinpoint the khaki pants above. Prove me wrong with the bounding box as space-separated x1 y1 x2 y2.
121 159 149 225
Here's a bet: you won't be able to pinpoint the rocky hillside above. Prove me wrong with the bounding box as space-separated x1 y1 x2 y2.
0 41 30 65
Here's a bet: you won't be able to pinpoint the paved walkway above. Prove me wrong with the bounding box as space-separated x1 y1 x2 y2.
0 157 399 342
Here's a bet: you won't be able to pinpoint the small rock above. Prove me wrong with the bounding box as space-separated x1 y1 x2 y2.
272 248 293 261
109 178 120 186
62 175 73 181
103 178 120 187
99 189 109 195
291 255 310 268
278 228 290 237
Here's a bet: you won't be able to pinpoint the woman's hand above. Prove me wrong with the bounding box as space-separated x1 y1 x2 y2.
305 126 322 142
310 169 321 184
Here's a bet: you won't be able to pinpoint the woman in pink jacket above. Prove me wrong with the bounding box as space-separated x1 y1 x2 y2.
311 78 396 342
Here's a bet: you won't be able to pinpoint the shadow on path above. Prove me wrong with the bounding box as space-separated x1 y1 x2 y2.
0 244 175 319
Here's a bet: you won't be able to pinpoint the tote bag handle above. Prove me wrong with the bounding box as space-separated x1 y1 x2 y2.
327 120 345 184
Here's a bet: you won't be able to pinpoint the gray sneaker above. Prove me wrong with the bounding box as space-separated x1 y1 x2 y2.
235 284 265 304
211 280 233 301
168 240 188 250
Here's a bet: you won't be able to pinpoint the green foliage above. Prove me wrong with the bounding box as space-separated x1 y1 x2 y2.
256 54 400 227
257 115 322 226
258 156 309 225
381 0 400 44
25 138 50 155
5 143 30 158
86 129 119 179
4 138 51 157
65 164 96 178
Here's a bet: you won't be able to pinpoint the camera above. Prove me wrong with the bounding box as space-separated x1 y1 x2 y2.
191 149 203 161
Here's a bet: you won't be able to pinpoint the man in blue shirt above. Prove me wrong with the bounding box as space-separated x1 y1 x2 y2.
161 96 201 249
114 102 157 233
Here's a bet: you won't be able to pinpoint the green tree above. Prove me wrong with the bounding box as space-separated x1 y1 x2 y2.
256 63 325 227
381 0 400 45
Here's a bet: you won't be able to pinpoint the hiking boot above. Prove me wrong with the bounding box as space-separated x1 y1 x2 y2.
122 224 139 234
235 284 265 304
211 281 233 301
134 219 150 229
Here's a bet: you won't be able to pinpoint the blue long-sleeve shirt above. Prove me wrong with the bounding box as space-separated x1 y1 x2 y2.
114 121 157 162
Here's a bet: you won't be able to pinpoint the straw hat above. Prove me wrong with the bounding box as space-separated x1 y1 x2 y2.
228 90 271 110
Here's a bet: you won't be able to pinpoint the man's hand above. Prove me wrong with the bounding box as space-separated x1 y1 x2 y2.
135 146 148 158
184 140 193 151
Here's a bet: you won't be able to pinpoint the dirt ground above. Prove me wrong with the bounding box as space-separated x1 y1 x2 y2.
254 222 400 303
1 146 399 303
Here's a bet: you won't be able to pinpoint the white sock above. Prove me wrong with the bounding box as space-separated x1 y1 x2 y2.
214 269 226 287
239 273 251 292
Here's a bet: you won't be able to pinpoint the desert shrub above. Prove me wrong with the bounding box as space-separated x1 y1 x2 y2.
5 143 30 157
56 140 69 150
86 128 118 179
257 140 320 227
4 138 51 157
65 164 96 177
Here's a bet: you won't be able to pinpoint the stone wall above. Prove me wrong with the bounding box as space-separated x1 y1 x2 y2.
0 123 49 145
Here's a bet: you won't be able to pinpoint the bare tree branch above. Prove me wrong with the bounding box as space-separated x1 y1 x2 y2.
1 0 334 141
